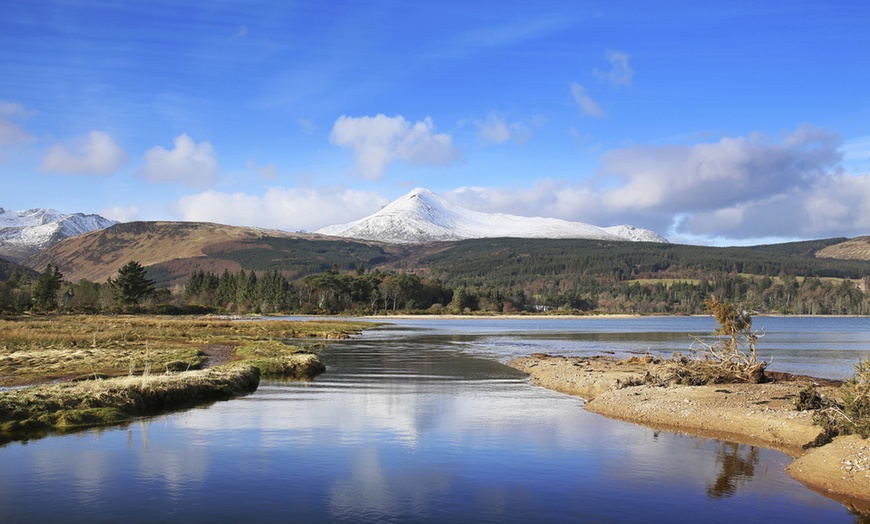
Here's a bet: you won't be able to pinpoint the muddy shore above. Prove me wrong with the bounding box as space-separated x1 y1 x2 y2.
507 353 870 513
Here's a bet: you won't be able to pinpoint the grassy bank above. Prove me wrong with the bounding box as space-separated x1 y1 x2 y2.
0 315 369 386
0 365 260 438
0 315 370 440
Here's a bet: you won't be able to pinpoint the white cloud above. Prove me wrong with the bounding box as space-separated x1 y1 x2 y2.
449 181 602 221
173 186 389 232
330 114 460 180
593 50 633 88
448 126 869 244
136 134 218 188
41 130 128 175
465 112 532 145
100 205 139 222
570 83 605 118
598 125 841 214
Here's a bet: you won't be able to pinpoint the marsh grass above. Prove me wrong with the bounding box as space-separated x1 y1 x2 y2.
231 340 326 377
0 366 260 436
0 316 367 386
0 315 369 440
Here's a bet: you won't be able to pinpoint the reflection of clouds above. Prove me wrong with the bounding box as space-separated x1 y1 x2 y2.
135 443 210 500
329 447 451 521
32 447 112 505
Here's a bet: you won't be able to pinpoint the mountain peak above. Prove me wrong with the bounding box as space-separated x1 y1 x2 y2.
317 188 668 244
0 208 117 262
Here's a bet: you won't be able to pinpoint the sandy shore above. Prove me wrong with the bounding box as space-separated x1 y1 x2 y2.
507 353 870 513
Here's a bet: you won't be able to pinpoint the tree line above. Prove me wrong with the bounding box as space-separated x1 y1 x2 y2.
3 261 869 316
0 261 158 313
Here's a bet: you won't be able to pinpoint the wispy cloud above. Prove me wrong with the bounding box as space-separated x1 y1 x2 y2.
297 118 318 135
570 83 605 118
41 130 128 175
593 50 633 88
463 111 532 145
247 159 278 180
136 134 218 189
100 205 139 222
330 114 460 180
0 99 34 150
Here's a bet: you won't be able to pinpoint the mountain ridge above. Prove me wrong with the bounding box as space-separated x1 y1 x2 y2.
0 207 117 262
317 188 668 244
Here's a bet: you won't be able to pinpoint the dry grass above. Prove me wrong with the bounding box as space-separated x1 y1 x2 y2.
0 315 368 386
0 314 371 440
0 365 260 437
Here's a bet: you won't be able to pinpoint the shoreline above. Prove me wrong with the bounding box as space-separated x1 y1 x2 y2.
507 353 870 514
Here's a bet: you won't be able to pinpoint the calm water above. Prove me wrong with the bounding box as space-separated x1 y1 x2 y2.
1 317 869 523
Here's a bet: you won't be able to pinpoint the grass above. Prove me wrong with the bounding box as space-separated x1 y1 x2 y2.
0 315 369 387
0 365 260 438
230 340 326 376
0 314 371 440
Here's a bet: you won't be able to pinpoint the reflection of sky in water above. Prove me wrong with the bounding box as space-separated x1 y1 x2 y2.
0 318 865 522
360 316 870 380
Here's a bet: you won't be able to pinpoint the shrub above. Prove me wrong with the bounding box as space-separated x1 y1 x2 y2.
646 298 768 386
805 357 870 448
840 358 870 438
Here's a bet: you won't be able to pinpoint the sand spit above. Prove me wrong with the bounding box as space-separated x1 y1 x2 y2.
507 353 870 513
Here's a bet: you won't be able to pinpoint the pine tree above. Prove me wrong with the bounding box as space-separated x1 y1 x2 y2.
110 261 155 305
32 264 63 311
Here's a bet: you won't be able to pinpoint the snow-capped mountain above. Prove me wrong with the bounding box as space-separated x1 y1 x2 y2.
317 188 668 244
0 208 117 262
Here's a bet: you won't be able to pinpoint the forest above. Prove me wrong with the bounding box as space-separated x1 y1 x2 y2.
2 258 869 316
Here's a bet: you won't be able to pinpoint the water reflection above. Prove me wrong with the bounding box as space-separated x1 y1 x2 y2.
0 319 867 522
707 442 760 498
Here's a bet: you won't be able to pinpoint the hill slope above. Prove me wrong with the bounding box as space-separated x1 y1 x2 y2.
815 236 870 261
24 221 398 286
24 220 870 292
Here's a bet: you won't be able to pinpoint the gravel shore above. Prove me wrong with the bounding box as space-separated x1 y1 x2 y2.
507 353 870 513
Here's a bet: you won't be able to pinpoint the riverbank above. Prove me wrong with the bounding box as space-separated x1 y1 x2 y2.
0 315 368 440
507 353 870 513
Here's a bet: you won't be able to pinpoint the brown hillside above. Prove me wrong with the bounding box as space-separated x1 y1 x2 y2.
24 221 306 283
816 236 870 261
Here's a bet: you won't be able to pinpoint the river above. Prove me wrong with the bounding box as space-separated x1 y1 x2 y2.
0 316 868 522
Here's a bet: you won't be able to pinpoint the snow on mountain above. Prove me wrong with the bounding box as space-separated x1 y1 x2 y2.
602 225 668 243
0 207 117 261
317 188 668 244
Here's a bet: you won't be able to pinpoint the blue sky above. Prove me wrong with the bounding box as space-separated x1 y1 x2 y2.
1 0 868 245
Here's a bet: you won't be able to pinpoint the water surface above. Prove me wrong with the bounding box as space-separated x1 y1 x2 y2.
0 317 868 522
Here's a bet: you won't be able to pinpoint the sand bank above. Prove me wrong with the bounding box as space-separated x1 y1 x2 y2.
507 353 870 513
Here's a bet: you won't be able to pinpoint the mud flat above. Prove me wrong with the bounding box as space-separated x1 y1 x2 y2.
508 353 870 513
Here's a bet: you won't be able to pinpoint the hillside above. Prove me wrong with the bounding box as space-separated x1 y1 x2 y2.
815 236 870 261
24 221 402 286
23 221 870 291
415 237 870 289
